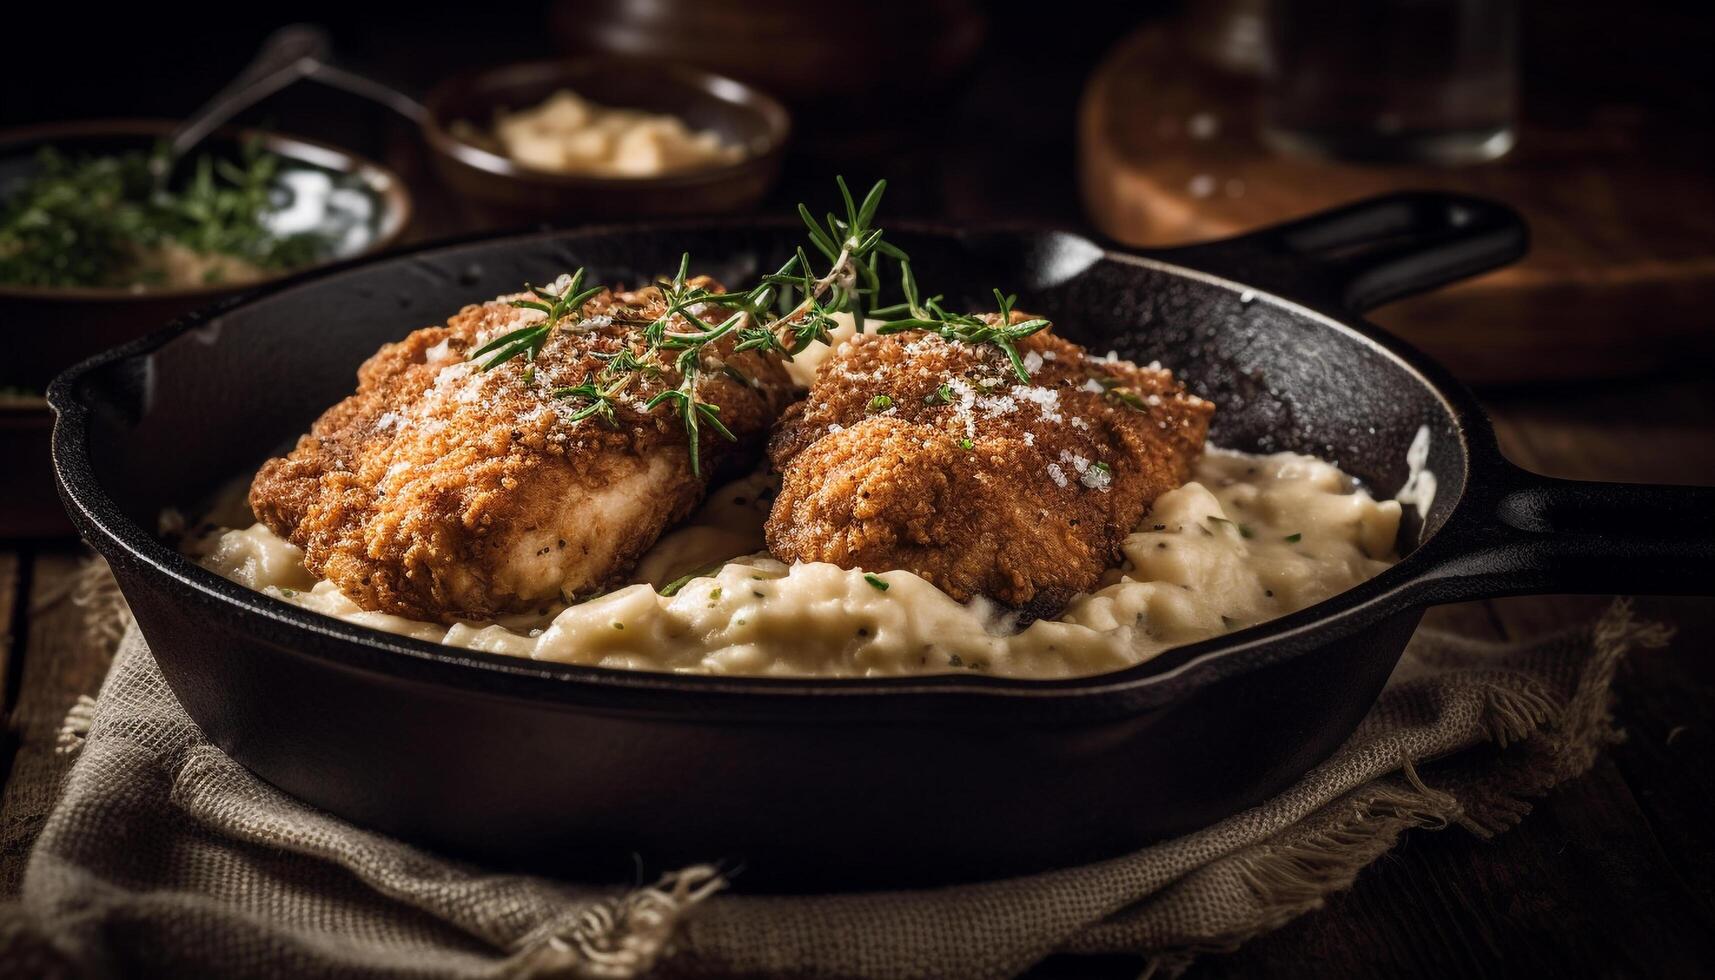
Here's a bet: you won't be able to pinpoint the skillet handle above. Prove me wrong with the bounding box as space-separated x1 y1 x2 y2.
1155 191 1529 314
1418 461 1715 601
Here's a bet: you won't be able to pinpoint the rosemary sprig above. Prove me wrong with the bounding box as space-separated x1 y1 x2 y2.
467 176 1068 475
874 288 1051 382
470 269 605 382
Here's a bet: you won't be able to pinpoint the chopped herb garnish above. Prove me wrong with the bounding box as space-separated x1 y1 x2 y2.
0 142 331 290
1206 515 1254 538
863 572 890 592
611 622 625 630
659 562 728 596
959 437 974 450
868 394 894 412
1092 461 1111 473
1092 375 1148 412
1285 532 1303 543
926 383 954 405
279 588 296 598
707 586 722 604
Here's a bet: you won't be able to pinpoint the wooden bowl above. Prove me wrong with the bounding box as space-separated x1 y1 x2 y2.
421 58 789 227
1 119 412 537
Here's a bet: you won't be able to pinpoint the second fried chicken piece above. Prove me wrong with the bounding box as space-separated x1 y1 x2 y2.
765 323 1214 614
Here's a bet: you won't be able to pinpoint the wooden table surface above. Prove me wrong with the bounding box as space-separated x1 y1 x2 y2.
2 6 1712 975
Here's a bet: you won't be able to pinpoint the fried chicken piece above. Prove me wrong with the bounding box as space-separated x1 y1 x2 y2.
765 321 1214 615
250 277 794 622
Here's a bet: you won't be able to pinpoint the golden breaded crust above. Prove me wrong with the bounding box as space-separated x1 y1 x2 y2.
250 279 793 622
765 323 1213 612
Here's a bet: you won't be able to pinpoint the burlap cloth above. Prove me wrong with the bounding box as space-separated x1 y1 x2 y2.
0 576 1674 979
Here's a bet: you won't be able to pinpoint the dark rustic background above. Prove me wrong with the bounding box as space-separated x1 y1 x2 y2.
2 2 1712 977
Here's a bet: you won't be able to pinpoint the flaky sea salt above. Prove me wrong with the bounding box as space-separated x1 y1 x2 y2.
1012 385 1063 423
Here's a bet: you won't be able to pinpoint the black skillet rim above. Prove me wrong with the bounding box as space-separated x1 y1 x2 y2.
48 219 1502 723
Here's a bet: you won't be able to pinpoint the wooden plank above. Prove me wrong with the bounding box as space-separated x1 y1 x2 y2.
1076 20 1715 384
0 550 19 717
1483 380 1715 962
0 549 22 801
0 550 121 895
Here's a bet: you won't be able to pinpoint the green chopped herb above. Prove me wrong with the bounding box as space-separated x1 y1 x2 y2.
863 572 890 592
611 622 625 630
868 394 894 412
926 383 954 405
959 438 974 450
1092 375 1148 412
707 586 723 604
0 142 331 290
1092 461 1111 473
1285 532 1303 543
1206 515 1254 538
279 588 296 598
659 562 728 596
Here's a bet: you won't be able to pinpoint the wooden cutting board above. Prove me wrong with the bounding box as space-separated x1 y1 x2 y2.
1078 26 1715 385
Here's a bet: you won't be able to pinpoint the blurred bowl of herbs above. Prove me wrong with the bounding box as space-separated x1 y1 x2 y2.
1 119 410 537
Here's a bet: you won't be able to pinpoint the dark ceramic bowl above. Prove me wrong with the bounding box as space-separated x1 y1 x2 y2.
1 119 411 536
421 58 789 227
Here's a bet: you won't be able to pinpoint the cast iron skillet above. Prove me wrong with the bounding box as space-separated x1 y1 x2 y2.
49 193 1715 891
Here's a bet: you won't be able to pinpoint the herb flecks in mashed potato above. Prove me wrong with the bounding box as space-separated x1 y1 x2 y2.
191 449 1403 680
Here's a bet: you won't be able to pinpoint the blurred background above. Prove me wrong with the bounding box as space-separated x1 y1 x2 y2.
2 0 1712 529
6 0 1712 370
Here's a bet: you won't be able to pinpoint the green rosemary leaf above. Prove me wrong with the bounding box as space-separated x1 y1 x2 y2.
857 178 887 229
798 203 838 260
659 562 728 596
697 402 737 442
836 176 859 233
470 325 542 359
863 572 890 592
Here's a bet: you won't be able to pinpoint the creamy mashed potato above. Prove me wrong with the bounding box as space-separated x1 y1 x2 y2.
458 89 746 178
192 449 1402 680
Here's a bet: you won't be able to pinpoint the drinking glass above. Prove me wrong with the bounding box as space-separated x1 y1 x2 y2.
1262 0 1518 165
